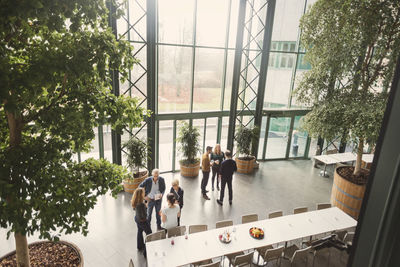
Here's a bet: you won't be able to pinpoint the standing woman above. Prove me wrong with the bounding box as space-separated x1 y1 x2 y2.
160 193 180 232
131 188 152 257
210 144 225 191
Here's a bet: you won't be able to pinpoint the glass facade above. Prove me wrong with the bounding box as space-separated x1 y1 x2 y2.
85 0 318 172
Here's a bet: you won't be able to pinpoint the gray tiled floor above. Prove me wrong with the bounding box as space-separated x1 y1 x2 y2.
1 160 348 267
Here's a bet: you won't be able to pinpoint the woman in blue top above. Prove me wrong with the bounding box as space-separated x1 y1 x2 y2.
210 144 225 191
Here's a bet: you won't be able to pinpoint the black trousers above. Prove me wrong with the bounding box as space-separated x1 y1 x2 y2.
211 166 220 189
219 176 233 202
135 216 152 256
201 171 210 194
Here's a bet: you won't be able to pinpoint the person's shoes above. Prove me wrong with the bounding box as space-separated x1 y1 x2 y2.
212 187 214 191
217 185 220 191
205 190 209 193
157 225 163 231
229 201 232 205
217 199 223 206
203 194 210 200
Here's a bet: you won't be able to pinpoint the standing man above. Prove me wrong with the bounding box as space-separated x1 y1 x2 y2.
201 146 213 200
139 169 166 230
217 150 237 206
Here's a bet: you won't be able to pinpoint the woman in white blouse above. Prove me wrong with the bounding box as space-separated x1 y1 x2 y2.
160 193 180 230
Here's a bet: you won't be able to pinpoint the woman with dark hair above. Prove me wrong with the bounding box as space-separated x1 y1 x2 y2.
160 193 180 231
210 144 225 191
131 188 152 257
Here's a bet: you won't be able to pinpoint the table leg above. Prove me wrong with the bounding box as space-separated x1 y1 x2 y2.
320 164 329 177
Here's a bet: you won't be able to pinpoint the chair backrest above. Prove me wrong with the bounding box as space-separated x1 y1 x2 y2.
291 246 312 263
216 220 233 229
317 203 331 210
129 259 134 267
199 260 221 267
344 232 355 243
233 252 254 266
327 148 338 155
268 211 283 219
167 225 186 238
242 214 258 224
264 246 284 261
189 224 208 234
293 207 308 214
145 230 166 243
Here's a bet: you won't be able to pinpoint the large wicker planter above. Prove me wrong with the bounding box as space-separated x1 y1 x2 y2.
180 161 200 177
331 166 366 219
236 157 255 174
123 171 148 193
0 240 83 267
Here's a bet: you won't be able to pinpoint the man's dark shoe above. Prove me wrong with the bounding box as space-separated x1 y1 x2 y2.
205 190 209 193
217 186 220 191
217 199 223 205
157 225 163 231
212 187 214 191
203 194 210 200
229 201 232 205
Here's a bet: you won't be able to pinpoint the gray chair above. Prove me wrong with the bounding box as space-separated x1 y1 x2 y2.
199 261 221 267
167 225 186 238
189 224 208 234
145 230 166 243
268 211 283 219
316 203 331 210
293 207 308 214
227 252 254 266
129 259 134 267
283 245 312 267
216 220 233 228
259 246 284 266
255 244 273 264
242 214 258 224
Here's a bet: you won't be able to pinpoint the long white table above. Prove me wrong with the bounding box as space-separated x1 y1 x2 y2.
146 207 356 267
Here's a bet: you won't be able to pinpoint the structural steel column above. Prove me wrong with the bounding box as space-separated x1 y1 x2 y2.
252 0 276 156
227 0 247 151
147 0 157 171
108 0 122 165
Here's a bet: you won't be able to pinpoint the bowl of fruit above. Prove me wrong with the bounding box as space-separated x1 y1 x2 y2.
249 227 264 240
219 231 232 244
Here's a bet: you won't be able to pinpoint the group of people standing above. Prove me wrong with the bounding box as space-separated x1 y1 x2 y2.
131 169 184 257
201 144 237 205
130 144 237 257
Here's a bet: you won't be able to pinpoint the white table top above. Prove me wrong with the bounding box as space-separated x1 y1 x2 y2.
361 154 374 163
313 155 340 165
146 207 356 267
329 152 357 163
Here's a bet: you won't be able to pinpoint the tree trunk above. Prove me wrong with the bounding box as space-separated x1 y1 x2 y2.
354 139 364 176
7 110 29 266
15 233 30 267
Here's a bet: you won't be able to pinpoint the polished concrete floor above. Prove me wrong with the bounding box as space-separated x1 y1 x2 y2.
0 160 350 267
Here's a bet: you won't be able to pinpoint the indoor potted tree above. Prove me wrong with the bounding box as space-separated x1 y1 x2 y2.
123 137 149 193
177 122 201 177
235 126 259 174
0 0 147 266
295 0 400 218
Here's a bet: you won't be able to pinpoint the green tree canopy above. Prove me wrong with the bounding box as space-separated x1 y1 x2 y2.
0 0 147 266
295 0 400 174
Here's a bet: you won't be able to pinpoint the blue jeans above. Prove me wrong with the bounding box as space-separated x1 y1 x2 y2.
147 199 162 227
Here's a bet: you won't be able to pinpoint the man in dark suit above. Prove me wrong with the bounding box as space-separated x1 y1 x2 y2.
217 150 237 206
139 169 166 230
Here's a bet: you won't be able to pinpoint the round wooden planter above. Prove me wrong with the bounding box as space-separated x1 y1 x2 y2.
331 167 366 219
236 157 255 174
180 161 200 177
123 171 148 193
0 240 83 267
